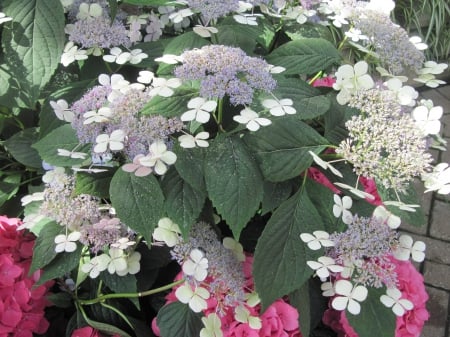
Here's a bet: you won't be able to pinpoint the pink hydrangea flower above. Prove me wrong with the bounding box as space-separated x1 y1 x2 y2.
71 326 121 337
312 76 336 88
307 167 341 194
0 215 54 337
359 177 382 206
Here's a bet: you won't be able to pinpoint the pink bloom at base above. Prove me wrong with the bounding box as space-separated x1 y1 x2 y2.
0 216 54 337
71 326 121 337
311 76 336 88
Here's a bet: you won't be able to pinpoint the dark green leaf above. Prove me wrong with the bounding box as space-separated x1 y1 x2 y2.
266 38 341 75
122 0 178 5
216 18 275 54
47 292 74 308
30 221 63 274
110 169 165 243
80 313 133 337
140 82 198 117
132 39 169 70
2 0 65 105
253 188 324 309
32 124 90 167
347 287 396 337
174 144 206 192
244 117 328 182
4 128 43 168
284 22 334 41
35 245 82 286
0 174 21 206
261 180 293 215
271 77 331 119
290 282 311 337
157 302 203 337
161 168 205 238
75 168 115 199
204 135 264 239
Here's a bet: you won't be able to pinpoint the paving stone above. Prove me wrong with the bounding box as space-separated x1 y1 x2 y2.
421 89 450 109
430 200 450 241
423 261 450 290
421 286 449 337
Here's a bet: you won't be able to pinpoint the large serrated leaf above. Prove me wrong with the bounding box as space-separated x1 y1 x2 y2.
75 168 115 199
2 0 65 105
244 117 328 182
4 128 42 168
174 145 206 193
161 168 205 238
110 169 165 243
266 38 341 75
100 273 139 309
204 135 264 239
347 287 396 337
271 77 331 119
157 302 203 337
324 94 359 145
32 124 90 167
253 189 323 309
35 245 82 286
29 221 64 274
140 82 198 117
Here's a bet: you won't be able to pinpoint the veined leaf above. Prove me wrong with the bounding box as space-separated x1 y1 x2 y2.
2 0 65 105
204 135 264 239
161 168 205 238
271 77 331 120
29 221 64 274
253 188 323 309
266 38 341 75
110 169 165 244
4 128 42 168
157 302 203 337
244 116 328 182
32 124 90 167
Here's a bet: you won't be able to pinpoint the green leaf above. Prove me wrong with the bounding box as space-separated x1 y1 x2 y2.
161 168 205 238
157 302 203 337
35 245 82 286
157 32 210 75
284 22 334 41
32 124 90 167
204 135 264 239
261 180 293 215
347 287 396 337
377 183 426 227
289 282 311 337
216 18 275 54
4 128 42 168
174 145 206 193
29 221 63 274
0 174 21 206
271 77 331 119
140 82 198 117
47 292 74 308
75 168 115 199
253 188 323 309
110 169 165 243
0 65 32 108
2 0 65 105
266 38 341 75
244 117 328 182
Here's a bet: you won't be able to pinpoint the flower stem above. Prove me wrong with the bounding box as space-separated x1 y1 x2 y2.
77 278 185 305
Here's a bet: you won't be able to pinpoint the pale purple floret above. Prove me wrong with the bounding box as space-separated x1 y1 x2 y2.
174 45 276 105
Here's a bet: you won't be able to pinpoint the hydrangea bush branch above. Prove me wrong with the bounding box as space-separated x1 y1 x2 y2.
0 0 449 336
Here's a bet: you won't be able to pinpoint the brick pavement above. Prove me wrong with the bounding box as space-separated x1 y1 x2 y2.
401 85 450 337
